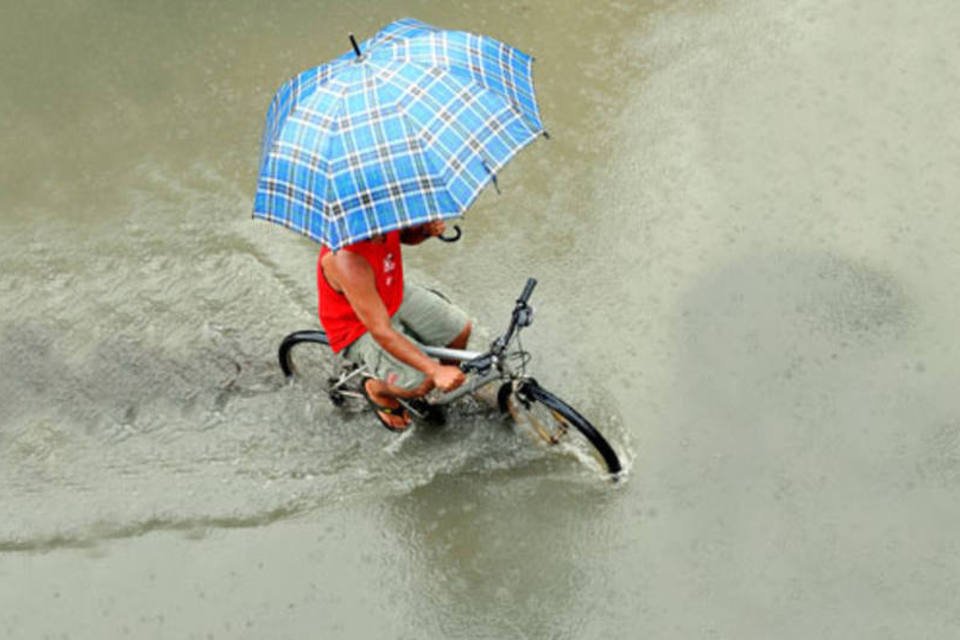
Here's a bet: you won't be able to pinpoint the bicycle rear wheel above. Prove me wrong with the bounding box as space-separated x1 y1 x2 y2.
278 330 363 407
498 379 622 475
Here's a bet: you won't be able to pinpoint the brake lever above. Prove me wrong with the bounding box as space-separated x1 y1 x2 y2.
516 305 535 328
437 224 462 243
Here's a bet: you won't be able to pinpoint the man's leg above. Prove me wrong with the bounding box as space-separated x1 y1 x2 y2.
362 376 431 428
361 318 469 428
344 329 432 430
445 321 472 350
344 286 470 429
395 284 471 349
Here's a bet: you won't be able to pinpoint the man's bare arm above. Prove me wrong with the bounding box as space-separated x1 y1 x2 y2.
325 251 463 391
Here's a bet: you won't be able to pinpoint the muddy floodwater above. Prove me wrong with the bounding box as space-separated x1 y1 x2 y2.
2 0 960 637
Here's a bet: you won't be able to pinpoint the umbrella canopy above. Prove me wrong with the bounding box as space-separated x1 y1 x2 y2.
253 18 545 251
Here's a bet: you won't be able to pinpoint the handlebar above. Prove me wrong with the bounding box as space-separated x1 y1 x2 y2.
479 277 538 362
518 278 537 305
455 278 539 374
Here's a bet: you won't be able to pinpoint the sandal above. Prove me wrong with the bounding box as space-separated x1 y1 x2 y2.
362 378 411 432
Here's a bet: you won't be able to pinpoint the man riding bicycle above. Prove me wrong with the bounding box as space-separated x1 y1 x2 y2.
317 220 471 431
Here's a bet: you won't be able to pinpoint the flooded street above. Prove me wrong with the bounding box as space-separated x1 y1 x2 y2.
2 0 960 637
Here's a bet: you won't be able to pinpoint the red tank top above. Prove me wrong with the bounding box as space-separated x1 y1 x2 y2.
317 231 404 353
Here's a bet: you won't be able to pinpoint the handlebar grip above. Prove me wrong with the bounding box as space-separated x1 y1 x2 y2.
518 277 537 304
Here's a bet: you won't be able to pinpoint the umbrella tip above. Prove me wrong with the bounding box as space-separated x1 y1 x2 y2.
349 33 362 58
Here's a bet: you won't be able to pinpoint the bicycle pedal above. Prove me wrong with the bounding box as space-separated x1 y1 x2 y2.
403 399 446 426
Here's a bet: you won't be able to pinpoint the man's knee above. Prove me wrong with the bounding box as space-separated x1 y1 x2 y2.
448 321 472 349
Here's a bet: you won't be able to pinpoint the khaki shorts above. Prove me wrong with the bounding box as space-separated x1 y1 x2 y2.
342 284 470 391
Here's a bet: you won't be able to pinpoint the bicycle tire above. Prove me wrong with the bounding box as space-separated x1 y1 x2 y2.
498 379 622 475
278 330 330 377
278 329 360 407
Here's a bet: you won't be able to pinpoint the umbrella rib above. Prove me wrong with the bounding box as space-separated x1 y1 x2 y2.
320 86 353 250
392 88 540 216
392 106 453 216
375 31 541 119
265 79 350 246
391 57 541 178
443 63 544 140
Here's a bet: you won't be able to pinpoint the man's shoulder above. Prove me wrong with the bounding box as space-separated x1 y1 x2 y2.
327 248 372 270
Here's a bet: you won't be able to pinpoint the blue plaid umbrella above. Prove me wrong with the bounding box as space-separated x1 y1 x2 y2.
253 18 545 251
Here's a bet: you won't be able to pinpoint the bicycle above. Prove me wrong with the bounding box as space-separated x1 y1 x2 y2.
277 278 623 475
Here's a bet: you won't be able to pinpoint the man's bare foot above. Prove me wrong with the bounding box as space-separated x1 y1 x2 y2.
362 378 411 432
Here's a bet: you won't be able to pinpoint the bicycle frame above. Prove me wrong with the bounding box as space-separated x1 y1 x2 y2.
282 278 539 411
414 345 517 406
277 277 624 475
307 333 523 411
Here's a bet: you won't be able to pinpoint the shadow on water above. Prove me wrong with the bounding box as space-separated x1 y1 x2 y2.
665 248 918 467
652 247 927 570
675 249 914 432
681 250 913 352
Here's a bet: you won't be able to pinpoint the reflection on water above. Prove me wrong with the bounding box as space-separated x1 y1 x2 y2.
384 471 623 638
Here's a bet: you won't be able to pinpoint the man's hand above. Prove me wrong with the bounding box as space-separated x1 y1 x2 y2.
422 220 446 237
400 221 447 245
431 364 465 392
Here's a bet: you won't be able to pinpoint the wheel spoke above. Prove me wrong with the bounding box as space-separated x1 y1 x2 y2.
527 407 561 445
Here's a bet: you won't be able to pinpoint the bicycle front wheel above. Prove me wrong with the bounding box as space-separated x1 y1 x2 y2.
498 379 622 475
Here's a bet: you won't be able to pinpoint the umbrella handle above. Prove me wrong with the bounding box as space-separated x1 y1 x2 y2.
438 224 462 243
